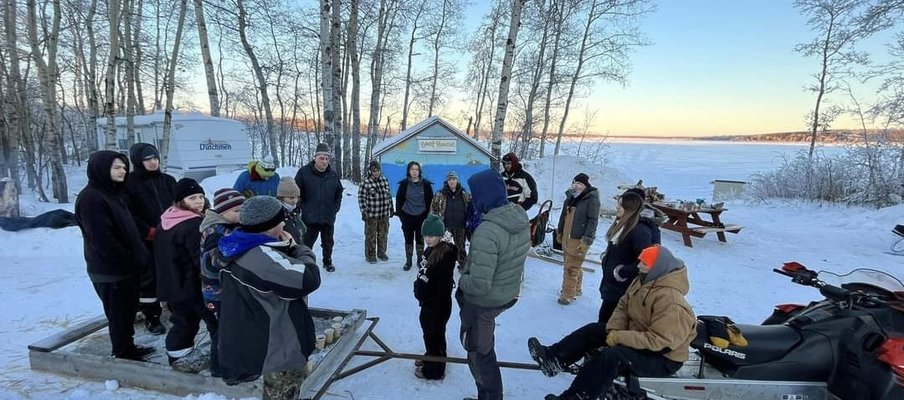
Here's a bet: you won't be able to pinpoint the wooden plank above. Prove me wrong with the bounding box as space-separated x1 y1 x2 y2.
29 349 261 398
28 315 108 353
300 309 368 400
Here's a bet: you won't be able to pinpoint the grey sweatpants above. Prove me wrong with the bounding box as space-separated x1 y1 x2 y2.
459 298 516 400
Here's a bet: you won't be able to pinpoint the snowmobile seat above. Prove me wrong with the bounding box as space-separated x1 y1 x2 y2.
693 322 801 368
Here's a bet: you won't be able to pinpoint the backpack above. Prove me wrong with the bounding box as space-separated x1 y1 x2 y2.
529 200 553 247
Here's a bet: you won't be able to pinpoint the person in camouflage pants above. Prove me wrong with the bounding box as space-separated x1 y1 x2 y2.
358 160 393 263
430 170 471 268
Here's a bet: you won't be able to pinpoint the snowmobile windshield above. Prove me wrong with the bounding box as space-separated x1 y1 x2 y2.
819 268 904 297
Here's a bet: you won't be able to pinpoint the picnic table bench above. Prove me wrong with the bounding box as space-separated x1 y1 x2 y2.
650 202 743 248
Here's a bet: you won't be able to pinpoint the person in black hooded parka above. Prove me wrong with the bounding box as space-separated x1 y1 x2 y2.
75 150 154 360
125 143 175 335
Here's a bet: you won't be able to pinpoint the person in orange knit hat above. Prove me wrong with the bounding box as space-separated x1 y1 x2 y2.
529 244 697 400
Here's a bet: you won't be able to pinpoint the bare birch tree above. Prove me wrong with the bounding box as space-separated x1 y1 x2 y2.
26 0 68 202
795 0 869 159
349 0 362 179
195 0 220 116
489 0 526 169
237 0 278 164
159 0 188 170
2 0 23 201
554 0 652 156
401 1 427 130
330 0 343 176
103 0 122 148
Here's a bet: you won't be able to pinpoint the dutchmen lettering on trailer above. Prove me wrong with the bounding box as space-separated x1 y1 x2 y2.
703 342 747 360
200 139 232 151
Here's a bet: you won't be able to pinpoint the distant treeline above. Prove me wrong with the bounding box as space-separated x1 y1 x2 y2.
698 130 904 143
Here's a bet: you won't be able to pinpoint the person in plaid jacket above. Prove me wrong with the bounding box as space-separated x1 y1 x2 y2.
358 160 393 263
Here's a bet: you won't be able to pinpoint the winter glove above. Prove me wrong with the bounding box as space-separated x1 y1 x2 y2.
556 232 563 244
576 238 591 253
606 330 619 347
145 227 157 241
705 317 748 349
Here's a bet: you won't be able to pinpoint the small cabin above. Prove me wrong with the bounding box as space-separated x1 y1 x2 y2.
96 111 252 181
372 116 495 193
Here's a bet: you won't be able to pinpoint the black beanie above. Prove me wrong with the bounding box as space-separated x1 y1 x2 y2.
174 178 204 201
139 145 160 161
573 173 591 187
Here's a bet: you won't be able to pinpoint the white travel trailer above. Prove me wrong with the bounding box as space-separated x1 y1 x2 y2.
96 111 251 181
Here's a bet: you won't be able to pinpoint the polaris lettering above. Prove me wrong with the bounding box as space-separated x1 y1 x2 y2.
703 342 747 360
200 143 232 151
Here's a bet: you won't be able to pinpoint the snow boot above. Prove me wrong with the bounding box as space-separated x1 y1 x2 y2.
168 352 209 374
145 316 166 335
544 391 596 400
115 344 155 361
528 337 564 377
416 242 425 263
378 253 389 261
404 244 413 270
324 263 335 272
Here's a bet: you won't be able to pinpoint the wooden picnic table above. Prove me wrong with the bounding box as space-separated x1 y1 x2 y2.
650 202 743 248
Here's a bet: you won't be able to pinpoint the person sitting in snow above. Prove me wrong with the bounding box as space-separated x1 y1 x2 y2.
529 244 696 400
154 178 219 374
200 188 245 318
276 177 307 244
216 196 321 399
555 173 600 305
413 213 458 380
233 155 280 198
75 150 153 361
430 170 471 268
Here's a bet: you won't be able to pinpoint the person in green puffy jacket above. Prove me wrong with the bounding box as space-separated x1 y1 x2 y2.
456 169 530 400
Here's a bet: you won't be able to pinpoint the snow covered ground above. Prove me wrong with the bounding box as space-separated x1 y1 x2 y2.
0 139 900 400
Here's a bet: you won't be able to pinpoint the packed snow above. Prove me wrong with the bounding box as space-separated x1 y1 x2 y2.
0 139 900 400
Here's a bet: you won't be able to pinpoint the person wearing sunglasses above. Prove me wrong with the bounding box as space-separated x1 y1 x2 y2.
233 155 281 198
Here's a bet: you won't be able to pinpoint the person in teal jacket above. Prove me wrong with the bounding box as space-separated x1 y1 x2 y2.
456 168 530 400
233 156 280 198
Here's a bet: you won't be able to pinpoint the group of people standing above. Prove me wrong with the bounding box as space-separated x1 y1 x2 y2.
75 141 697 400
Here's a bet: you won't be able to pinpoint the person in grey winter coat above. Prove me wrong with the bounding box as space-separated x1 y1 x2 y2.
456 169 530 400
216 196 321 399
294 143 343 272
555 173 600 305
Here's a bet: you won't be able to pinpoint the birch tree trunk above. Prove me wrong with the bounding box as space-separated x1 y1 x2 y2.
490 0 526 169
367 0 391 159
401 3 426 131
237 0 279 164
2 0 23 201
194 0 219 116
538 0 565 158
27 0 69 202
103 0 122 149
330 0 343 176
349 0 362 179
519 0 550 159
320 0 334 156
122 0 137 147
428 0 451 117
555 0 596 156
84 0 100 151
133 0 145 114
159 0 188 171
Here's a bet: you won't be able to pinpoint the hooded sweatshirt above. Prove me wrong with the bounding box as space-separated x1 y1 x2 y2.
125 143 176 240
154 207 203 303
458 169 530 308
501 153 538 211
606 246 697 363
216 229 321 381
75 150 149 282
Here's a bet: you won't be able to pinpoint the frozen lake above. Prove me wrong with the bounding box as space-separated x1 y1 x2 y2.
597 139 845 200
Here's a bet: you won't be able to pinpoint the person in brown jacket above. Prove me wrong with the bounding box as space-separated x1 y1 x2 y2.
529 244 696 400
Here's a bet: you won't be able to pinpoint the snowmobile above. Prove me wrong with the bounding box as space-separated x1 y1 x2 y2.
619 262 904 400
